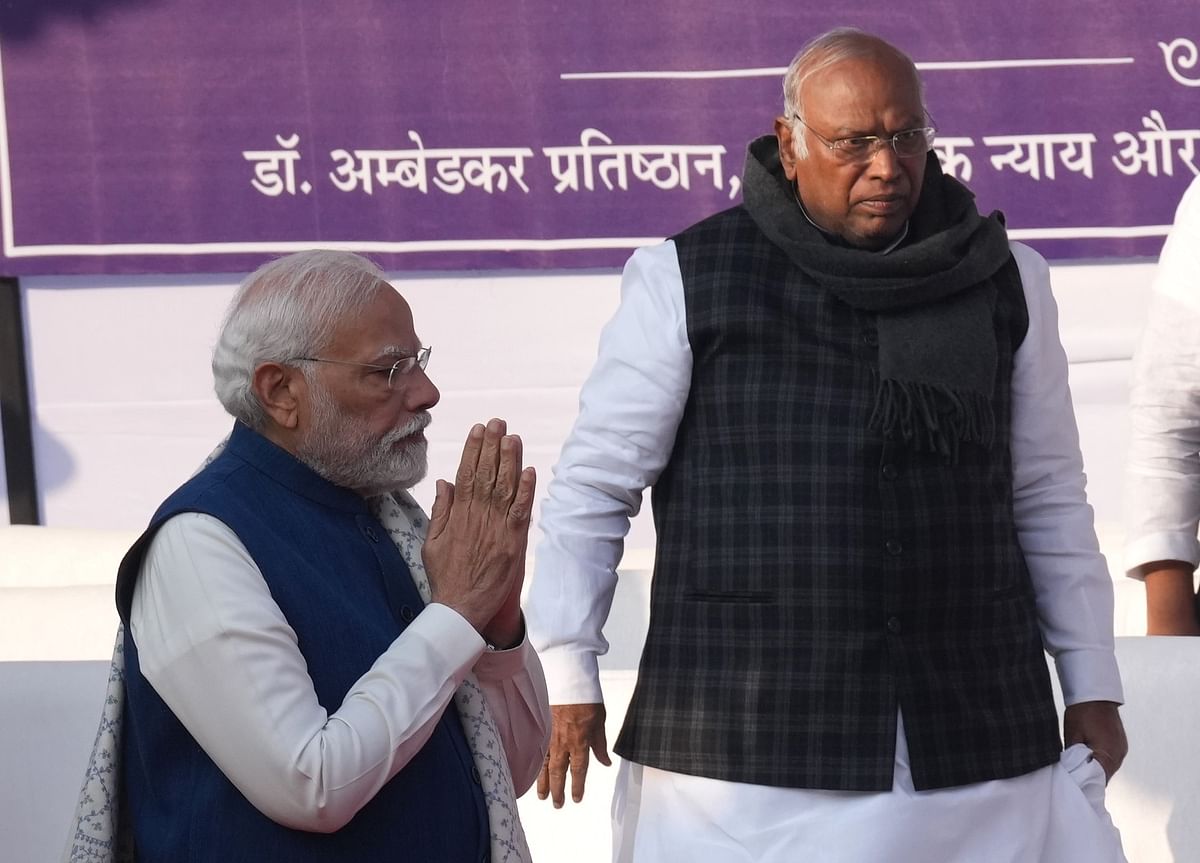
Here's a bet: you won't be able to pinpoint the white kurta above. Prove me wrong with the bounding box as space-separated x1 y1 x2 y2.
1124 175 1200 575
526 239 1126 862
129 511 551 832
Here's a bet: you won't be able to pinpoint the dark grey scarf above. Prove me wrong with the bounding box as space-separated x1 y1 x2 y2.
741 135 1014 460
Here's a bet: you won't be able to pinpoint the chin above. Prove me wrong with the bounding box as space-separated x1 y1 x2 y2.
394 462 428 491
852 221 907 250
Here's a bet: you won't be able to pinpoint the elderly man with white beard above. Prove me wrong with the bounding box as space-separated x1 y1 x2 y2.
109 250 551 863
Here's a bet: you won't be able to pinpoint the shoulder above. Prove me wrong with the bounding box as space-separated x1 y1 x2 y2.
1173 175 1200 230
155 449 250 518
671 205 753 244
1008 242 1050 290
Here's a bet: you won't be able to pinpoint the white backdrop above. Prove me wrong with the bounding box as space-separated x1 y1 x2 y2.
7 257 1158 553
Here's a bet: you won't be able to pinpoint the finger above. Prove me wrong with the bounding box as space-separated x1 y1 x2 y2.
548 741 570 809
566 743 590 804
536 759 550 800
454 424 486 505
473 418 506 504
591 722 612 767
1090 749 1116 782
493 434 522 510
507 466 536 530
427 480 453 541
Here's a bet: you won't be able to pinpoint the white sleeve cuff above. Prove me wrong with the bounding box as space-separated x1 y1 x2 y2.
1122 532 1200 578
535 645 604 704
1055 647 1125 706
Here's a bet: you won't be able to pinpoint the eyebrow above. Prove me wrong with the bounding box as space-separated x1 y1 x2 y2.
371 345 421 363
832 119 926 137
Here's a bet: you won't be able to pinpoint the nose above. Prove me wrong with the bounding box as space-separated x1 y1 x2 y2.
866 142 903 180
401 366 440 412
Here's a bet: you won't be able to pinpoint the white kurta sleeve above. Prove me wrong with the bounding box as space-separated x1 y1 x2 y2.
1008 242 1124 706
525 240 693 705
1123 176 1200 575
130 511 550 832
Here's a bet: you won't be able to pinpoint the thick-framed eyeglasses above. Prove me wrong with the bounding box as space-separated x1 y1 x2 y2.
288 346 431 390
791 115 936 164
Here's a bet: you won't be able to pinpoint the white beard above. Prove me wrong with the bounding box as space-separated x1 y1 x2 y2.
297 380 430 496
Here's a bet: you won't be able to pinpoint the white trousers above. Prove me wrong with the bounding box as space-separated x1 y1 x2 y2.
612 714 1126 863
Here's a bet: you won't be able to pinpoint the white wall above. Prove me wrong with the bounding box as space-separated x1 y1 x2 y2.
10 256 1161 562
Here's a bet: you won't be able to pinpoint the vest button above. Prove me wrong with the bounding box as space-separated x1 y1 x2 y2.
881 463 899 481
887 615 902 634
471 765 482 785
363 525 379 543
861 331 879 347
885 539 903 556
400 605 415 622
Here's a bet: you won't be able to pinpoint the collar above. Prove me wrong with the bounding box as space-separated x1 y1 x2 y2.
224 421 370 514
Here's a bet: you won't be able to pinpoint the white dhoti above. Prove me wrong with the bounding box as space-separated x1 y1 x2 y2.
612 715 1125 863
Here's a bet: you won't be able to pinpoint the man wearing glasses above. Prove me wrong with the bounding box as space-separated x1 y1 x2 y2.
110 250 551 861
527 27 1128 862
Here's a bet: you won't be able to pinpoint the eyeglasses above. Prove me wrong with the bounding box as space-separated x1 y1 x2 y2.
791 115 936 164
289 346 431 390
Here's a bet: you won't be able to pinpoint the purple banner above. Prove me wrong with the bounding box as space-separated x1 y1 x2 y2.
2 1 1198 274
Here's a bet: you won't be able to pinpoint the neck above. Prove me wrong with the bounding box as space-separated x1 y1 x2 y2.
258 422 303 460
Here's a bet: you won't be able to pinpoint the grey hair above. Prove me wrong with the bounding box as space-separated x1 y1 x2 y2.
212 250 389 430
781 27 926 159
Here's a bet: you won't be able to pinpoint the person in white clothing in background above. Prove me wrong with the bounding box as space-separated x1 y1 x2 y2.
1125 174 1200 636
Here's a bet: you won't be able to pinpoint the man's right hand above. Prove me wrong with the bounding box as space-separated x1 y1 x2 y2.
423 419 536 636
537 703 612 807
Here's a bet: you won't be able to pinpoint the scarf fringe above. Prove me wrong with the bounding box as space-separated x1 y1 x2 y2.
868 380 996 463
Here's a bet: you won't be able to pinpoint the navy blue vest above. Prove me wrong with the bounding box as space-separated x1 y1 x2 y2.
115 422 490 862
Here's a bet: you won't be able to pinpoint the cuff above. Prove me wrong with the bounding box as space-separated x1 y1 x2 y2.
415 603 486 683
536 645 604 704
1055 647 1125 706
1123 531 1200 579
474 634 534 682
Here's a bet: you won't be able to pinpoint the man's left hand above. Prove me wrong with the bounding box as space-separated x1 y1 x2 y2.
1063 700 1128 782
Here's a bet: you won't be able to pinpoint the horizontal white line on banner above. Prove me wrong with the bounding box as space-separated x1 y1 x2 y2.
1 223 1170 258
1 237 667 257
561 57 1135 80
1007 225 1170 239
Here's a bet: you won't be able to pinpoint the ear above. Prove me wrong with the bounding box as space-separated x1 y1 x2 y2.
774 116 799 181
251 362 304 430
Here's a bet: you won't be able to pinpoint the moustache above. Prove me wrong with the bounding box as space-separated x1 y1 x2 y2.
382 411 432 446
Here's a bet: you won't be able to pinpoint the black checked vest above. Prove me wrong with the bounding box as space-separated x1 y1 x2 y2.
612 206 1063 792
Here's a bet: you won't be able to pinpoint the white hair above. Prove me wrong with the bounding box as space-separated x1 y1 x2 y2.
212 250 389 430
781 27 926 159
